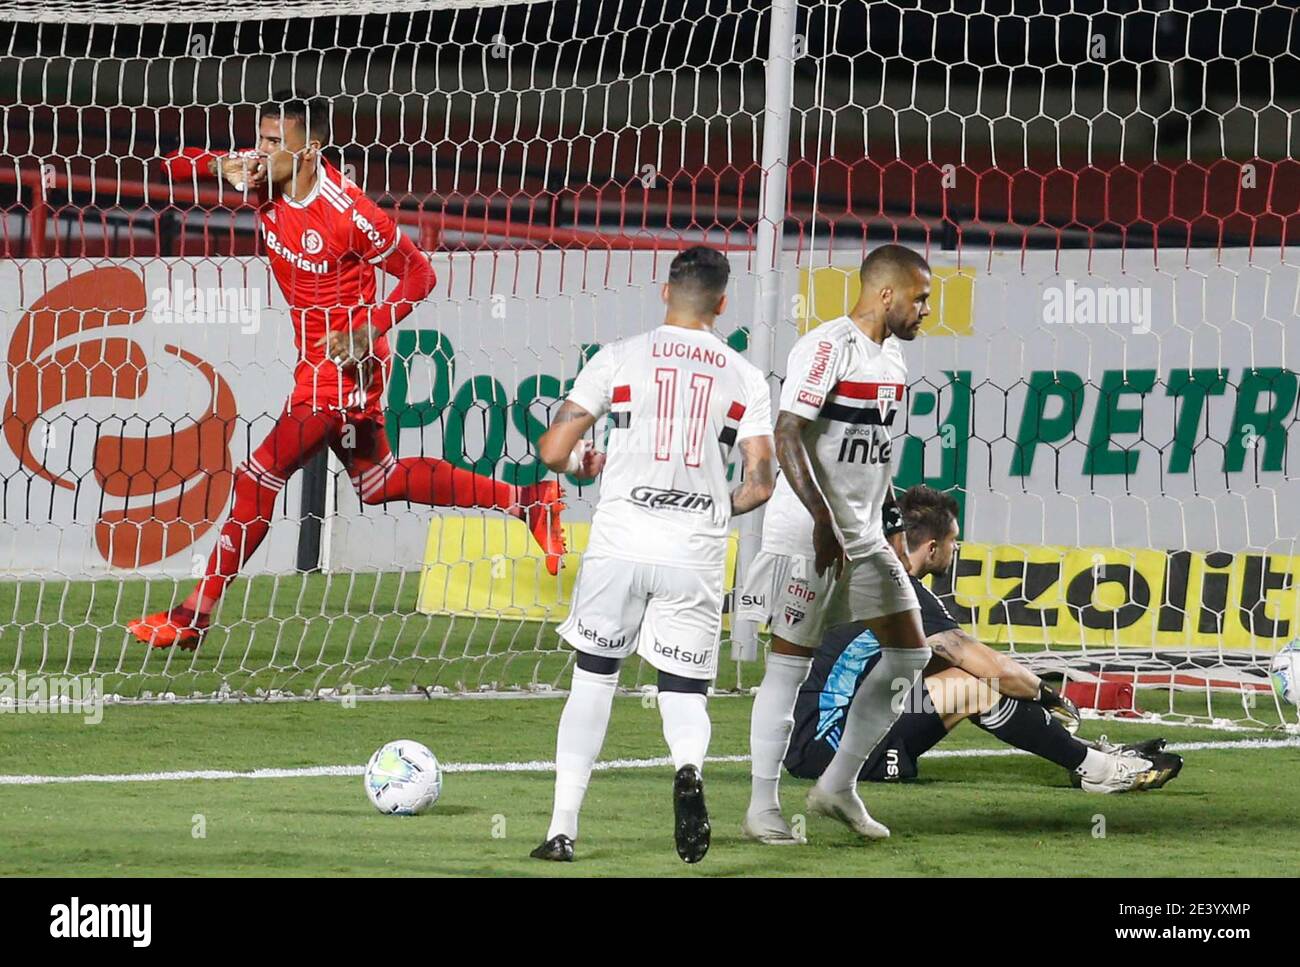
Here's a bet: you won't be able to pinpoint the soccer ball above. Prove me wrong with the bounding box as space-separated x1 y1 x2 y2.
1271 643 1300 708
364 740 442 815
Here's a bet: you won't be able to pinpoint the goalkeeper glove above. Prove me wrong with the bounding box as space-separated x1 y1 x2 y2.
882 502 905 538
1038 683 1082 734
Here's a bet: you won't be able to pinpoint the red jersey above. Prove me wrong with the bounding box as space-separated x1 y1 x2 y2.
257 159 404 412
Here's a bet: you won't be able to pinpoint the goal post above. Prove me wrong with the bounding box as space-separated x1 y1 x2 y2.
0 0 1296 729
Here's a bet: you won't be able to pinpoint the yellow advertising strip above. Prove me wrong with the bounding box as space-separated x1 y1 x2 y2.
417 516 741 625
419 522 1296 652
798 264 976 336
946 542 1298 652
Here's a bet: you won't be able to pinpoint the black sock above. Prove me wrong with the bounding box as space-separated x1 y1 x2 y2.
974 698 1087 771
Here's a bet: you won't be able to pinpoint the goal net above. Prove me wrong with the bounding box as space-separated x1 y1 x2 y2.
0 0 1296 727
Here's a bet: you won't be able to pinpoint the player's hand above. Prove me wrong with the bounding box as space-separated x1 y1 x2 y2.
216 153 266 192
812 516 845 579
1039 684 1082 735
577 446 606 481
564 439 605 481
320 324 377 369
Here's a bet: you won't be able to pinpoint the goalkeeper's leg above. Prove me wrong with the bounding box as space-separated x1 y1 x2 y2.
336 416 568 573
127 404 339 648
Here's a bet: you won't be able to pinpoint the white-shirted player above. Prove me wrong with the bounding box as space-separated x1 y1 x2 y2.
739 244 933 844
530 246 776 864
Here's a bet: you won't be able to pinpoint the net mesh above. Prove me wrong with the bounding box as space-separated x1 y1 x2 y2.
0 0 1297 725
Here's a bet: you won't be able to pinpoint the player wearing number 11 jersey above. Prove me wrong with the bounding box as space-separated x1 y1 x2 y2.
529 246 776 864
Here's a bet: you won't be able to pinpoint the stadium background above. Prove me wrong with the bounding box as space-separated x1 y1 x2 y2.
1 0 1297 717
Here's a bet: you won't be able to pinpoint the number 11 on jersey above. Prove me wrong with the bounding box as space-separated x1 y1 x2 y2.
654 367 715 466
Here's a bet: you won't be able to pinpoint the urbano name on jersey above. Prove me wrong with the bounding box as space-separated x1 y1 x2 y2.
629 486 715 512
806 339 835 386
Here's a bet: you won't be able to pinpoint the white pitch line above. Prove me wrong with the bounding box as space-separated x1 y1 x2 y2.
1 738 1297 787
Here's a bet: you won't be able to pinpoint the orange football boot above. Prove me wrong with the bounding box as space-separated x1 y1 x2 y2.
517 480 567 575
127 607 208 650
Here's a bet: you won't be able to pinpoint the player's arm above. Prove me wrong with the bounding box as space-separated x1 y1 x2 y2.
538 402 605 480
925 628 1039 699
775 410 842 578
536 347 616 481
729 368 776 516
925 627 1077 724
730 434 775 516
323 198 437 365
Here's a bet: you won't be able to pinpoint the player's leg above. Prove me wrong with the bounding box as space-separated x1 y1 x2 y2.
743 553 830 844
334 414 567 573
127 404 341 648
531 556 644 861
858 672 956 781
972 689 1183 793
642 563 727 863
658 671 713 864
930 635 1182 791
808 546 928 839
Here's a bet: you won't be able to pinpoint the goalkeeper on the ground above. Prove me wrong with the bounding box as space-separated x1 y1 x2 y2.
782 485 1184 794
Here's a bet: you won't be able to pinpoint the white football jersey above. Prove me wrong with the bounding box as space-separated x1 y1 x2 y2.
761 316 907 559
566 324 773 571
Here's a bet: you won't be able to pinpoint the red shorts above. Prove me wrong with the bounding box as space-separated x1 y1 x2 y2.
242 402 396 500
289 348 390 416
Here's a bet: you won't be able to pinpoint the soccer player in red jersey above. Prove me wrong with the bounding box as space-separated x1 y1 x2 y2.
132 98 566 649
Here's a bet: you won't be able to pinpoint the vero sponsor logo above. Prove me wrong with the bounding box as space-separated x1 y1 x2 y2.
349 208 386 250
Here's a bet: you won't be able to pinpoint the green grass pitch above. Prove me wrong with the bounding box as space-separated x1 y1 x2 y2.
2 572 1298 876
1 695 1297 877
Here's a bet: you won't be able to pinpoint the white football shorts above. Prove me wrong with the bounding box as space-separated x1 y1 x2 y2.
737 541 918 648
558 555 725 680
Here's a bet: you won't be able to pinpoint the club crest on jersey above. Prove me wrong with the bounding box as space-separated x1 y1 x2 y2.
301 229 324 254
876 383 899 421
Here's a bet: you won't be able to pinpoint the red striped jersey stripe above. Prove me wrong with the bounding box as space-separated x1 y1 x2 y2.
831 380 905 401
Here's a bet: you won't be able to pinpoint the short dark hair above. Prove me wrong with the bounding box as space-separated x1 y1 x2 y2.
860 243 930 285
667 245 730 314
898 484 959 543
259 97 331 145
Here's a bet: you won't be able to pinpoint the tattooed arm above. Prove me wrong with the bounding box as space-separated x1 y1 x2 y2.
774 410 843 578
925 628 1041 701
538 401 604 480
730 433 776 516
